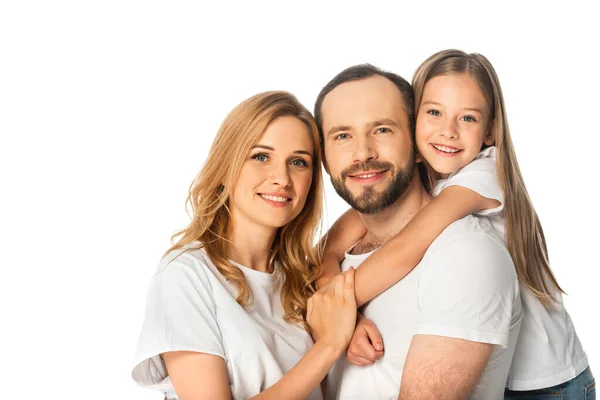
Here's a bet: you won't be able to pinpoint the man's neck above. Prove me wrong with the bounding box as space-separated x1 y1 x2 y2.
351 173 432 255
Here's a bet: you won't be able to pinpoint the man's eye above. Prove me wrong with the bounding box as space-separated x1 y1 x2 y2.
427 109 441 116
252 153 269 162
334 133 350 140
376 127 391 134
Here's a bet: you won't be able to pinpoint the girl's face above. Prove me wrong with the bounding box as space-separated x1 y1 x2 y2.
416 73 494 178
229 116 315 233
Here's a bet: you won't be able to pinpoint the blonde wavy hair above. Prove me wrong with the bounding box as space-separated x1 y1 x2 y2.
412 49 564 308
166 91 324 330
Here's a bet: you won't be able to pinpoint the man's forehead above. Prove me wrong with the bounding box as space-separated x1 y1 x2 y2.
321 76 408 129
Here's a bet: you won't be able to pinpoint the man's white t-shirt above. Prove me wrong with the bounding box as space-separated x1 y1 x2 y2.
435 146 589 390
132 246 322 400
327 215 523 400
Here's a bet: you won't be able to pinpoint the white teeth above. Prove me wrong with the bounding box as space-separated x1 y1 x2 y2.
433 144 460 153
260 194 289 203
357 173 377 179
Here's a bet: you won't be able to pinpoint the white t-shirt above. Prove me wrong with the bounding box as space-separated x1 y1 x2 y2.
132 246 322 400
434 146 588 390
327 215 523 400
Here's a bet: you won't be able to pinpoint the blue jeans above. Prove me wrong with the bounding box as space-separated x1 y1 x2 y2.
504 366 595 399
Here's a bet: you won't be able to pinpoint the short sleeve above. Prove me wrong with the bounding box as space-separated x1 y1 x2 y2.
416 232 520 348
442 146 504 217
132 252 226 390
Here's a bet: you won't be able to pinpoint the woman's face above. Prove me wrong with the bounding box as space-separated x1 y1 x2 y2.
229 116 315 233
416 73 494 178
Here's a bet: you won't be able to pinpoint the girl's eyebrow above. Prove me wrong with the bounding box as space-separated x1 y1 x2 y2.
420 100 442 107
421 100 483 114
251 144 313 158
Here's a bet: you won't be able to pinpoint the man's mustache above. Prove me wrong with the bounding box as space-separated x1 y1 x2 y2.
341 161 394 180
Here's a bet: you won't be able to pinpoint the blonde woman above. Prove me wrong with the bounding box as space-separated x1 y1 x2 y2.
319 51 594 398
132 91 357 400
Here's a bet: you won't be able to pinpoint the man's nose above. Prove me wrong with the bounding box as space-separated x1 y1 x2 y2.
353 135 377 163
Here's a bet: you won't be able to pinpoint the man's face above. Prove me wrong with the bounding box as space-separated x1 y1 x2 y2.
321 75 416 214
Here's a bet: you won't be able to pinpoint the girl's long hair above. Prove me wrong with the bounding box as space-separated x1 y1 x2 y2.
166 91 324 330
412 49 564 308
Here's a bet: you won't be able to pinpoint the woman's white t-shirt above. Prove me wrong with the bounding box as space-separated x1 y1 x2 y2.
432 146 589 390
132 246 322 400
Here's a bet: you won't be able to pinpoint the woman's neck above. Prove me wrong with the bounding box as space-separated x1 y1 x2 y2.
228 219 277 273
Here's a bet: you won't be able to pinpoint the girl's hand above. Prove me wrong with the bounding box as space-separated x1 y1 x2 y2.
346 314 384 366
307 267 357 354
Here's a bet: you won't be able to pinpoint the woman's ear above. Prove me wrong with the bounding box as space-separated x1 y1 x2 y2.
484 120 495 146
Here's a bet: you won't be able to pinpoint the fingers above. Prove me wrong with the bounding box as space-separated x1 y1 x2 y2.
332 270 345 299
347 354 377 366
356 333 381 360
345 321 383 363
363 320 384 352
346 339 383 366
343 267 355 304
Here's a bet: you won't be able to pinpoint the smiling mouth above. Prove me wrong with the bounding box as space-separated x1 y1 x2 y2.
431 144 461 154
348 170 387 179
259 194 291 203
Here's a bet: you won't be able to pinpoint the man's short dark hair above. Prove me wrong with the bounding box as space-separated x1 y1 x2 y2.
313 64 415 152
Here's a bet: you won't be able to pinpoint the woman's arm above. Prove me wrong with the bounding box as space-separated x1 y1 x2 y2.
162 342 340 400
317 208 367 288
163 269 357 400
353 185 499 306
162 351 231 400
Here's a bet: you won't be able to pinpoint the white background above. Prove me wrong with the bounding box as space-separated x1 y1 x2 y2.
1 1 598 399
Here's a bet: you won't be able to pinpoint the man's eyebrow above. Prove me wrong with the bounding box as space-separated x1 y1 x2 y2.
251 144 313 157
326 125 352 137
366 119 402 130
326 119 403 137
421 101 483 114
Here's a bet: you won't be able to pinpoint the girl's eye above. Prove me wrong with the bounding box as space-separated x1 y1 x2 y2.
291 158 309 168
334 133 350 140
252 153 269 162
376 127 391 134
461 115 477 123
426 109 441 116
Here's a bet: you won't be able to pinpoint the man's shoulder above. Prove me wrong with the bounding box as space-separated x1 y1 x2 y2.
423 215 513 272
433 214 505 250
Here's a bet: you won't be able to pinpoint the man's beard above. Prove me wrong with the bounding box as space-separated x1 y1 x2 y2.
330 152 416 215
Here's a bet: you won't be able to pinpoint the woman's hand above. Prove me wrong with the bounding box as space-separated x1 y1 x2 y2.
307 267 357 355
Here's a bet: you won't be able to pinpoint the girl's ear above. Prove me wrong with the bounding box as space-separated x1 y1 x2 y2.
484 119 495 146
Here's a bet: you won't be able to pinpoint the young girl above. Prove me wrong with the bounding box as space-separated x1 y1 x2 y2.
132 91 357 400
319 50 595 398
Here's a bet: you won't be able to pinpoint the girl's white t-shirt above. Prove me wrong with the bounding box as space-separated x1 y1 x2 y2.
432 146 589 390
132 246 322 400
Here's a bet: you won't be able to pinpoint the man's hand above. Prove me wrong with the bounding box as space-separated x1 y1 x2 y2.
346 313 384 366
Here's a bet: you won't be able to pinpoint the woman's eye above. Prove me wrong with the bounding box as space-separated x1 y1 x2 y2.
462 115 477 123
376 127 391 134
291 158 309 168
427 109 441 116
252 153 269 162
334 133 350 140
